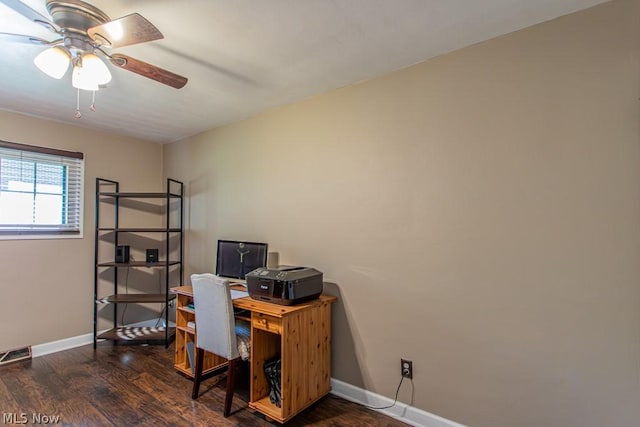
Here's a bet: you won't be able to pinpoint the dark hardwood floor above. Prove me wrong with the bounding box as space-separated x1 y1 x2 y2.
0 343 408 426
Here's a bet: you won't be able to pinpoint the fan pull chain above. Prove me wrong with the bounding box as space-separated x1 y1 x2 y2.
74 88 82 119
90 90 96 112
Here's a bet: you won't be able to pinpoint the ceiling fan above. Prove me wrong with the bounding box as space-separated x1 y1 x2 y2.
0 0 188 95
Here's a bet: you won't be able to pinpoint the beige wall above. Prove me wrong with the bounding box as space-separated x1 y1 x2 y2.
0 110 163 349
164 1 640 426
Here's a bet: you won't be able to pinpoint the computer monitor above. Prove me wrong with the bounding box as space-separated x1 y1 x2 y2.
215 239 268 280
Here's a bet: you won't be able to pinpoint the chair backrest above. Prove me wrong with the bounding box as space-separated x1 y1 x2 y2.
191 273 240 360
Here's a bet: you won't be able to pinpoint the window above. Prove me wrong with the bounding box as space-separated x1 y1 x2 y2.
0 140 84 237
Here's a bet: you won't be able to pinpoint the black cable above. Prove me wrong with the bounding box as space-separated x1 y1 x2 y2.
120 263 131 325
155 268 166 328
155 305 166 328
119 255 167 329
363 376 411 410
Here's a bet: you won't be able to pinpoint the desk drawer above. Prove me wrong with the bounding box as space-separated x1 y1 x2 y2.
253 313 282 334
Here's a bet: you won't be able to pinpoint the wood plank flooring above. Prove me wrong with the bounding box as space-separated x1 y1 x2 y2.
0 343 409 426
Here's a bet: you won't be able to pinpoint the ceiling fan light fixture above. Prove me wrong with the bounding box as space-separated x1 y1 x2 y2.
33 46 70 79
81 53 112 85
3 0 188 118
72 65 99 91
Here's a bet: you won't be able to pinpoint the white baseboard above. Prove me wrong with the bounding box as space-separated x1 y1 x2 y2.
31 333 94 358
31 320 175 358
330 378 466 427
32 332 463 427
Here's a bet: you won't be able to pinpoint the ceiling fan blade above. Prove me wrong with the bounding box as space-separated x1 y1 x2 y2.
0 0 59 32
109 54 188 89
0 32 55 45
88 13 163 48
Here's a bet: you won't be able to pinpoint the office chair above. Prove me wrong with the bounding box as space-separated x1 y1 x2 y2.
190 273 250 417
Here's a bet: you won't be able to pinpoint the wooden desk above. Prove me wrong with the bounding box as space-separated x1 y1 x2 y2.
171 286 337 423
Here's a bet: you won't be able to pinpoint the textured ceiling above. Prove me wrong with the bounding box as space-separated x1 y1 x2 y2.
0 0 608 143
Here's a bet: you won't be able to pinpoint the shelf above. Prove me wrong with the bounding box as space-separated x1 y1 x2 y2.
175 360 225 378
97 261 181 267
97 227 182 233
177 325 195 334
175 362 194 377
236 314 251 322
251 396 283 421
97 294 176 304
177 306 194 314
97 326 176 343
99 192 182 198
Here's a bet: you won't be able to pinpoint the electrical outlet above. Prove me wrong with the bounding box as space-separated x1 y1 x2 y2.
401 358 413 379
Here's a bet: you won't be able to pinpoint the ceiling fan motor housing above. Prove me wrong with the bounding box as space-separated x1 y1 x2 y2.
47 0 109 51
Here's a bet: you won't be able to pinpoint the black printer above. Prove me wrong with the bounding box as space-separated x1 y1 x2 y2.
246 266 323 305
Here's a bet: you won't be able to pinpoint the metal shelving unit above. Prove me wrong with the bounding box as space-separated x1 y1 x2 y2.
93 178 184 347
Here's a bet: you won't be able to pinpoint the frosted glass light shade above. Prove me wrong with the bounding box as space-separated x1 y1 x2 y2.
72 66 99 91
33 47 70 79
81 53 112 85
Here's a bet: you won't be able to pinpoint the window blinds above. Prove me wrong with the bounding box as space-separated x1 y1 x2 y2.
0 140 84 235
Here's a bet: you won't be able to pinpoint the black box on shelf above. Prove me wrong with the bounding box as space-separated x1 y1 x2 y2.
146 248 159 264
115 245 130 263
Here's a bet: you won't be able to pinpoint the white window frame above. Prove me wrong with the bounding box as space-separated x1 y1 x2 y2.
0 140 84 240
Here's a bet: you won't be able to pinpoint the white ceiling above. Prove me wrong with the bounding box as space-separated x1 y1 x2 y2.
0 0 608 144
